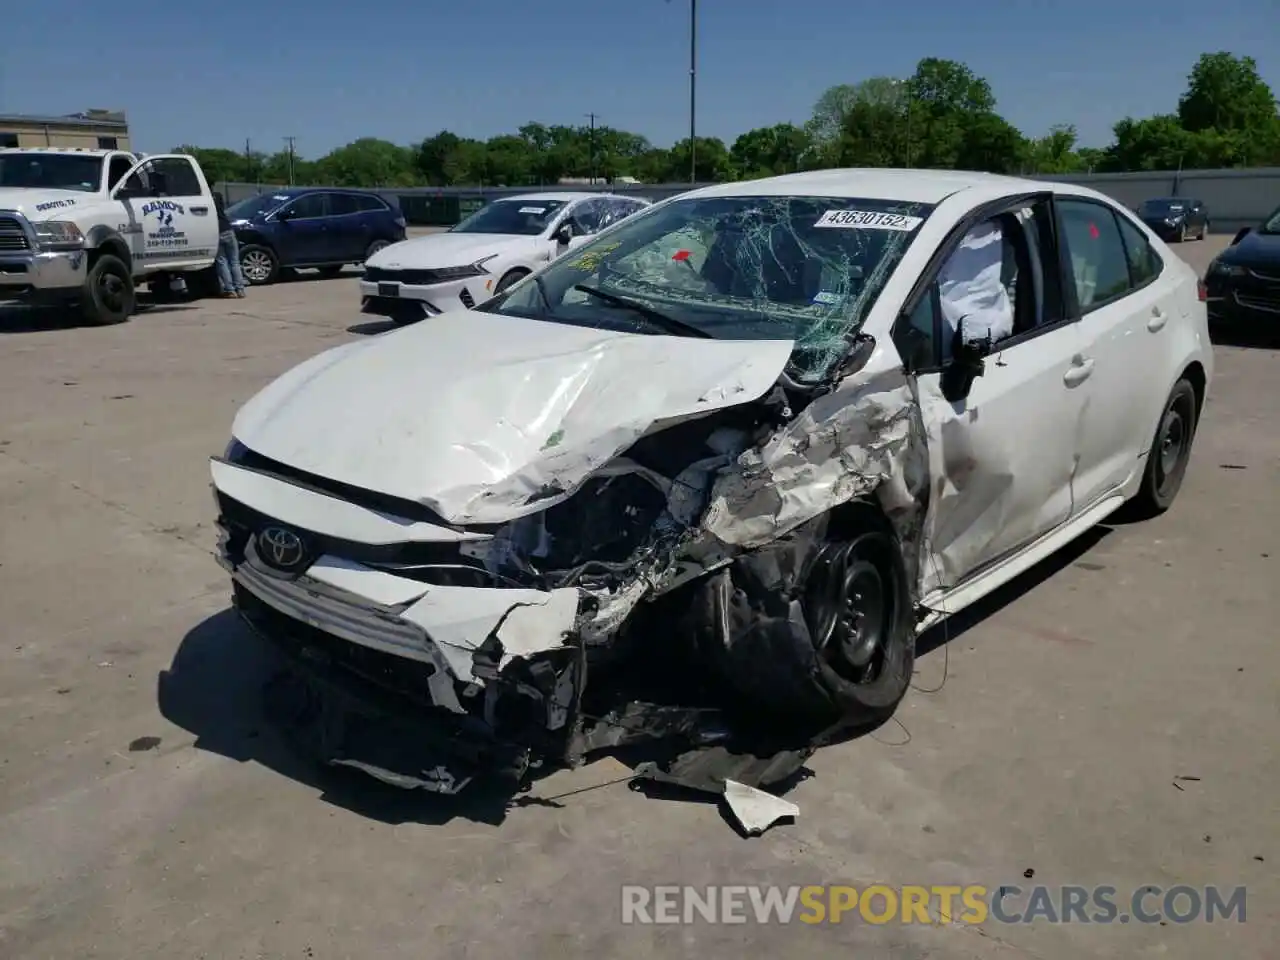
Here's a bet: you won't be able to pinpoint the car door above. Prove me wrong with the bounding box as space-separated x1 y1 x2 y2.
271 192 330 265
327 192 368 261
113 154 219 271
898 195 1092 596
1058 197 1176 512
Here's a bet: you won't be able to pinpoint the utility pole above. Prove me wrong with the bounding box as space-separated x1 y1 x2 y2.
585 113 599 184
689 0 697 184
283 136 297 185
244 138 254 183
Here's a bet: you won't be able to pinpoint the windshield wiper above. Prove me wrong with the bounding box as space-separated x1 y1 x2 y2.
572 284 712 339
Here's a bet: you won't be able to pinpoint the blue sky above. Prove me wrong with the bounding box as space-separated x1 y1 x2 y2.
3 0 1273 157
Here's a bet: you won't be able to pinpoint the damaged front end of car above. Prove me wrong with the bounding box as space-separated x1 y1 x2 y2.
211 315 929 797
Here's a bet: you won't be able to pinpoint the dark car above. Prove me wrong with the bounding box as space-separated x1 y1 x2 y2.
1203 205 1280 329
226 188 406 285
1136 197 1209 242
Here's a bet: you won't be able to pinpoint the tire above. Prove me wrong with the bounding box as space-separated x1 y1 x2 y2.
700 515 915 728
494 268 529 295
1127 379 1198 518
1200 220 1209 240
240 244 278 285
186 265 222 299
363 239 391 263
1177 223 1186 242
81 253 135 325
317 265 344 278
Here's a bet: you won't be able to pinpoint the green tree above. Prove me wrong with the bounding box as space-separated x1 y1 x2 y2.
174 145 258 184
666 137 733 182
314 138 418 187
908 58 997 168
730 123 810 178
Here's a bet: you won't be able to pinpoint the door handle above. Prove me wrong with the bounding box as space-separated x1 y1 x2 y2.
190 205 209 215
1147 308 1167 332
1063 354 1094 387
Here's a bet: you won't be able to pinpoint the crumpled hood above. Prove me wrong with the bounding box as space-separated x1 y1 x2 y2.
0 187 90 217
231 310 793 525
368 232 539 269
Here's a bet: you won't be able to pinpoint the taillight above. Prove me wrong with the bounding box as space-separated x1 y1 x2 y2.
1197 278 1206 302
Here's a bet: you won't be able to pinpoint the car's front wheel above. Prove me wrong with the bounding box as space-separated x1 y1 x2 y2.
81 253 135 325
699 514 915 728
1127 378 1198 518
240 245 278 285
494 268 530 296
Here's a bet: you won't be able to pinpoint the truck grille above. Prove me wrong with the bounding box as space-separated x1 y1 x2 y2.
0 217 31 252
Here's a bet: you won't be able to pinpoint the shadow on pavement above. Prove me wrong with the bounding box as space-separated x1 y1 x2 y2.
0 298 197 333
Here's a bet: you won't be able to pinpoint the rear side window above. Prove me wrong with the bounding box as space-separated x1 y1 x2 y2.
1056 199 1131 310
329 193 360 216
357 194 388 212
1116 216 1163 288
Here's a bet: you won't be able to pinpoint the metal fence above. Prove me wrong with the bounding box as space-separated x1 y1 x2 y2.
217 166 1280 233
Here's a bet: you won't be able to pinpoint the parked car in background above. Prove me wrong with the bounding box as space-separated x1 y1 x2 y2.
211 169 1211 795
359 192 651 324
1136 197 1209 242
1203 203 1280 329
226 188 406 285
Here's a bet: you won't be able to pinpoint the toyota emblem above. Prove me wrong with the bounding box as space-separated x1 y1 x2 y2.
258 525 309 572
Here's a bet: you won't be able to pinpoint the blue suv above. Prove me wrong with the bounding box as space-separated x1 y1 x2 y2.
225 188 406 285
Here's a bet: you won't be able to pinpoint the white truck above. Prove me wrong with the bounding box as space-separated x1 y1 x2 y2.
0 147 222 324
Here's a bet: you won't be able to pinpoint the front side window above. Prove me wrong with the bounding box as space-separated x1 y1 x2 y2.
1056 199 1131 309
227 193 290 221
107 156 133 190
283 193 328 219
146 157 202 196
0 153 102 192
329 193 360 216
1260 205 1280 234
482 194 933 381
452 198 568 236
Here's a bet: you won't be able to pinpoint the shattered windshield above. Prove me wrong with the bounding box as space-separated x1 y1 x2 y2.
483 194 933 380
0 153 103 192
451 199 568 236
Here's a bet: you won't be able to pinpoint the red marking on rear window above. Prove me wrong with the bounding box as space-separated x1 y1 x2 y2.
672 249 691 261
1088 223 1100 240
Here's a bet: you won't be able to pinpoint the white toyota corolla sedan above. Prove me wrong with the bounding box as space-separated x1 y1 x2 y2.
358 191 651 324
212 168 1212 794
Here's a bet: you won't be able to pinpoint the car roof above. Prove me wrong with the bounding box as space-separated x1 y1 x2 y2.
685 168 1049 205
0 147 114 158
495 192 601 203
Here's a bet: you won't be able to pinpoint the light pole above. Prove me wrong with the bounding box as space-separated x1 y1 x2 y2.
891 79 913 168
585 113 599 184
688 0 697 184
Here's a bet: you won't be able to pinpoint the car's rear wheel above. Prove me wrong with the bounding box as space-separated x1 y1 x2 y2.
494 268 529 295
1127 379 1198 518
240 245 278 285
363 239 390 263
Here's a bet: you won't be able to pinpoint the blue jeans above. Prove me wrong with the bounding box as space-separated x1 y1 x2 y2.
215 230 245 293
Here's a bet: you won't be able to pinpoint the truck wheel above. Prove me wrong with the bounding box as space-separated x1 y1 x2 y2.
81 254 135 325
240 245 278 285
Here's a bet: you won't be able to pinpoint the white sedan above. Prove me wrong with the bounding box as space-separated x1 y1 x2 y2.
358 191 651 324
212 168 1211 794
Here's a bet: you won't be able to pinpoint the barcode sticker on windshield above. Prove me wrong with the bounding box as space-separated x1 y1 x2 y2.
815 210 923 230
518 206 546 214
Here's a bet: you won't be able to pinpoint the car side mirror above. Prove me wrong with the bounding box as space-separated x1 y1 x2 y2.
553 222 574 244
940 317 989 403
1230 227 1250 247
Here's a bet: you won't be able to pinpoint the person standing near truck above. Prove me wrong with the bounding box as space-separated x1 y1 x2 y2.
214 191 246 298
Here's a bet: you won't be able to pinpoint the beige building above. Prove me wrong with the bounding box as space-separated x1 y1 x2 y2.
0 110 131 151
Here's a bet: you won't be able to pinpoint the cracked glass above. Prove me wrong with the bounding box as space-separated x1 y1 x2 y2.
482 194 934 380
